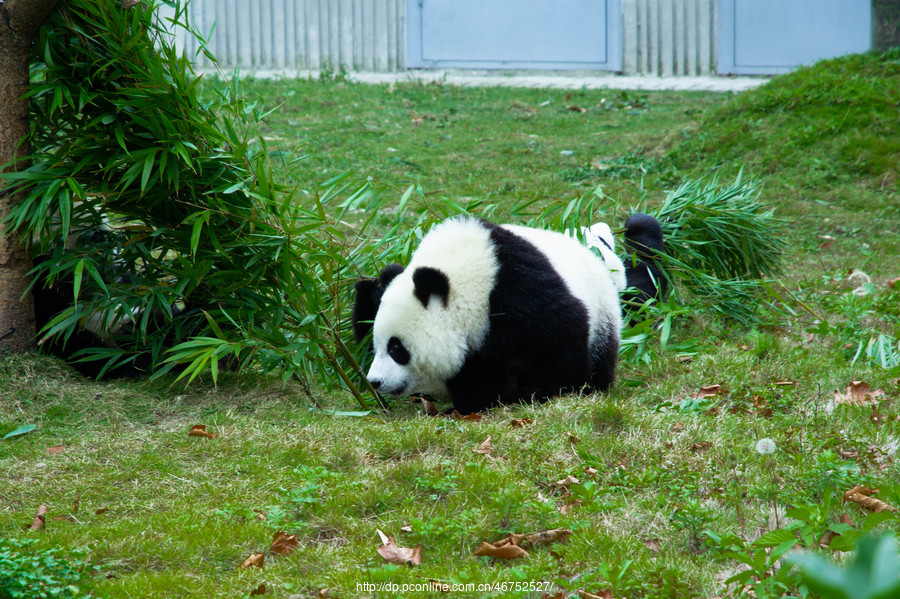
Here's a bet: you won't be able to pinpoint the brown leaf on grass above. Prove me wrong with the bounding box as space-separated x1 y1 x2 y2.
507 528 573 548
579 590 614 599
270 531 298 555
473 541 529 559
188 424 218 439
691 441 712 453
376 530 423 565
510 418 533 429
463 413 484 422
559 498 580 515
250 583 267 596
819 514 856 548
834 381 885 406
473 435 493 455
29 505 47 531
567 431 580 444
844 485 896 512
421 397 439 416
773 381 796 387
643 538 661 552
553 475 580 490
871 404 889 425
239 553 265 569
692 384 723 399
94 508 109 515
52 514 78 523
887 277 900 289
584 466 598 477
46 446 66 455
566 105 587 113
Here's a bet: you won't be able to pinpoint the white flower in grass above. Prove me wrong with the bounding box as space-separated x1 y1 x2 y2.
755 438 777 455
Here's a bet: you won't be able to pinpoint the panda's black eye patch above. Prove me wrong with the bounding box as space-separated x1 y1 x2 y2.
387 337 410 365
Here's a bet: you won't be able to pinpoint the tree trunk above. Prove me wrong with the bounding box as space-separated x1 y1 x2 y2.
0 0 60 354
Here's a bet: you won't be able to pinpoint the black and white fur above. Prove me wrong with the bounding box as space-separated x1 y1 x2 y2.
353 216 648 414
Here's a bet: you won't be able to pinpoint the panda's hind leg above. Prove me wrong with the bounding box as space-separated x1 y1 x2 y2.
589 332 619 392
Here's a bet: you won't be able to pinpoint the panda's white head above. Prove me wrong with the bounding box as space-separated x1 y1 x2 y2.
352 218 499 400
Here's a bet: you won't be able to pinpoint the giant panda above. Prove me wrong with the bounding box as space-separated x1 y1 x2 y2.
352 214 666 414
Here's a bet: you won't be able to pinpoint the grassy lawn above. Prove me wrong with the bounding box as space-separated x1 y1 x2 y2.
2 52 900 598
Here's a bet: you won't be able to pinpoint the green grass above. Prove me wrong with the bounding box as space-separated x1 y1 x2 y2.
3 52 900 598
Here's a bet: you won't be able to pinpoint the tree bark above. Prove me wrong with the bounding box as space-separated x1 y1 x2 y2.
0 0 60 353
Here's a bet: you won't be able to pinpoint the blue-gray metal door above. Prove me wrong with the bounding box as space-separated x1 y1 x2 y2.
718 0 872 75
407 0 622 70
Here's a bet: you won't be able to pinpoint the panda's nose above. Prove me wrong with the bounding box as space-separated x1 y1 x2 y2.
369 378 382 391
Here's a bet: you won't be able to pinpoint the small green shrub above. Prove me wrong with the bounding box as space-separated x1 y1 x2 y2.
0 539 97 599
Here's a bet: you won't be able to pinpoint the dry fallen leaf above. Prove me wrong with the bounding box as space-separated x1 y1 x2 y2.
843 485 896 512
692 384 723 399
887 277 900 289
473 435 493 455
52 514 78 523
462 413 484 422
239 553 265 569
510 418 533 429
188 424 218 439
421 397 439 416
474 527 573 560
29 505 47 531
579 590 614 599
46 446 66 455
643 538 661 552
506 528 573 548
94 508 109 516
691 441 713 453
270 531 298 556
553 475 580 490
819 514 855 548
473 541 529 559
834 381 885 406
250 583 267 596
376 530 423 565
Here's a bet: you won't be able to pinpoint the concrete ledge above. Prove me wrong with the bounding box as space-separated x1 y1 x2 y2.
201 68 770 93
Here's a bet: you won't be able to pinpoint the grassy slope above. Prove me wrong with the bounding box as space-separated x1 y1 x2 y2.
2 54 900 598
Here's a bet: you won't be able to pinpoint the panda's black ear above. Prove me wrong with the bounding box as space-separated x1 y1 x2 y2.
379 263 405 287
352 264 405 344
412 267 450 309
352 279 381 343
